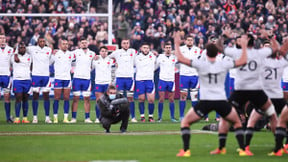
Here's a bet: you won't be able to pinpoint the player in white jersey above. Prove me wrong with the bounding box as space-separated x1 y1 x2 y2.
70 37 95 123
134 42 157 122
155 42 178 122
178 35 201 121
109 39 137 122
11 42 32 124
175 32 249 157
93 46 114 123
224 33 279 155
50 38 72 123
21 36 53 123
0 33 13 123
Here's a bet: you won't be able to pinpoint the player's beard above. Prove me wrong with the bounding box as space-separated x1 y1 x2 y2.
82 47 87 50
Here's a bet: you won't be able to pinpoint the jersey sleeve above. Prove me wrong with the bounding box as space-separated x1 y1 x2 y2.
222 56 235 69
109 50 117 59
190 56 201 68
224 47 238 59
258 47 272 58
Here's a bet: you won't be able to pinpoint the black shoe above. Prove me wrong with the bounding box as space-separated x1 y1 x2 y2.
6 118 13 123
105 129 110 133
120 129 126 133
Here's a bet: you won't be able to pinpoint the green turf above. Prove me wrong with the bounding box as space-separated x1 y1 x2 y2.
0 100 287 162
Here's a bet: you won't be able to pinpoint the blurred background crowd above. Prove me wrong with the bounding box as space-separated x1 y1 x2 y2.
0 0 288 54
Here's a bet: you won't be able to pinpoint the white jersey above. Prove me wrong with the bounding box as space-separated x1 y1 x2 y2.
27 46 52 76
93 56 114 84
224 47 272 90
261 57 288 98
282 67 288 82
11 53 32 80
109 48 136 78
134 52 156 81
156 54 177 82
0 45 13 76
191 56 234 100
179 45 201 76
51 50 73 80
73 49 95 80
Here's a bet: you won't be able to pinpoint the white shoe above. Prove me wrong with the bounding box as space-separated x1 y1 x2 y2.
94 118 100 123
45 118 52 124
131 118 138 123
84 118 93 123
32 118 38 124
70 118 77 123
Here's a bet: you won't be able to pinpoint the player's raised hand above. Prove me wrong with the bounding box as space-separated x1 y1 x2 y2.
240 35 248 48
174 31 182 46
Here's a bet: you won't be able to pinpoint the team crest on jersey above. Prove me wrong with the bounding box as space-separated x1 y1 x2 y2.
8 50 11 53
107 62 110 64
27 58 30 61
46 52 49 55
90 55 92 57
130 53 133 56
172 59 175 62
149 55 152 58
69 56 71 59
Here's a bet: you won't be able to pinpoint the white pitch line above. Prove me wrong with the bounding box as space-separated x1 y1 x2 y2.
0 130 217 136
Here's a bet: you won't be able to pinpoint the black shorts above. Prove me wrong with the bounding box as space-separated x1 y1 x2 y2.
194 101 232 118
256 98 286 115
229 90 268 112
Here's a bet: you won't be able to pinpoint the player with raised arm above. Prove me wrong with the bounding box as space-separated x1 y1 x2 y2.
0 33 13 123
70 37 95 123
25 36 53 124
134 42 157 122
223 30 279 155
11 42 32 123
50 38 73 123
93 46 114 123
156 42 178 122
178 35 201 121
175 32 250 157
109 39 137 122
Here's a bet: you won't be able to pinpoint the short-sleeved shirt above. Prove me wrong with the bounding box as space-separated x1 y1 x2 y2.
261 57 288 98
224 47 272 90
191 56 234 100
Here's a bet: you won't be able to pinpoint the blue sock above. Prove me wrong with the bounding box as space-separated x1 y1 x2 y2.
85 113 90 119
53 100 59 115
72 112 77 118
22 101 28 117
64 100 69 114
15 102 21 118
192 101 198 107
95 105 100 118
148 103 154 115
179 100 186 118
44 100 50 116
139 102 145 115
158 102 164 119
130 101 135 118
32 100 38 116
4 102 11 120
204 114 208 118
169 102 175 119
216 113 220 118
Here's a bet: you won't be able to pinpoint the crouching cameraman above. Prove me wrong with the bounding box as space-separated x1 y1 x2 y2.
97 85 130 133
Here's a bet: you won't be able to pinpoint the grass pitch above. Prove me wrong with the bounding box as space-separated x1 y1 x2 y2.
0 100 287 162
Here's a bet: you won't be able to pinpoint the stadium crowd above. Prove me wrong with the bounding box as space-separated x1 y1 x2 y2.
1 0 288 157
0 0 288 51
